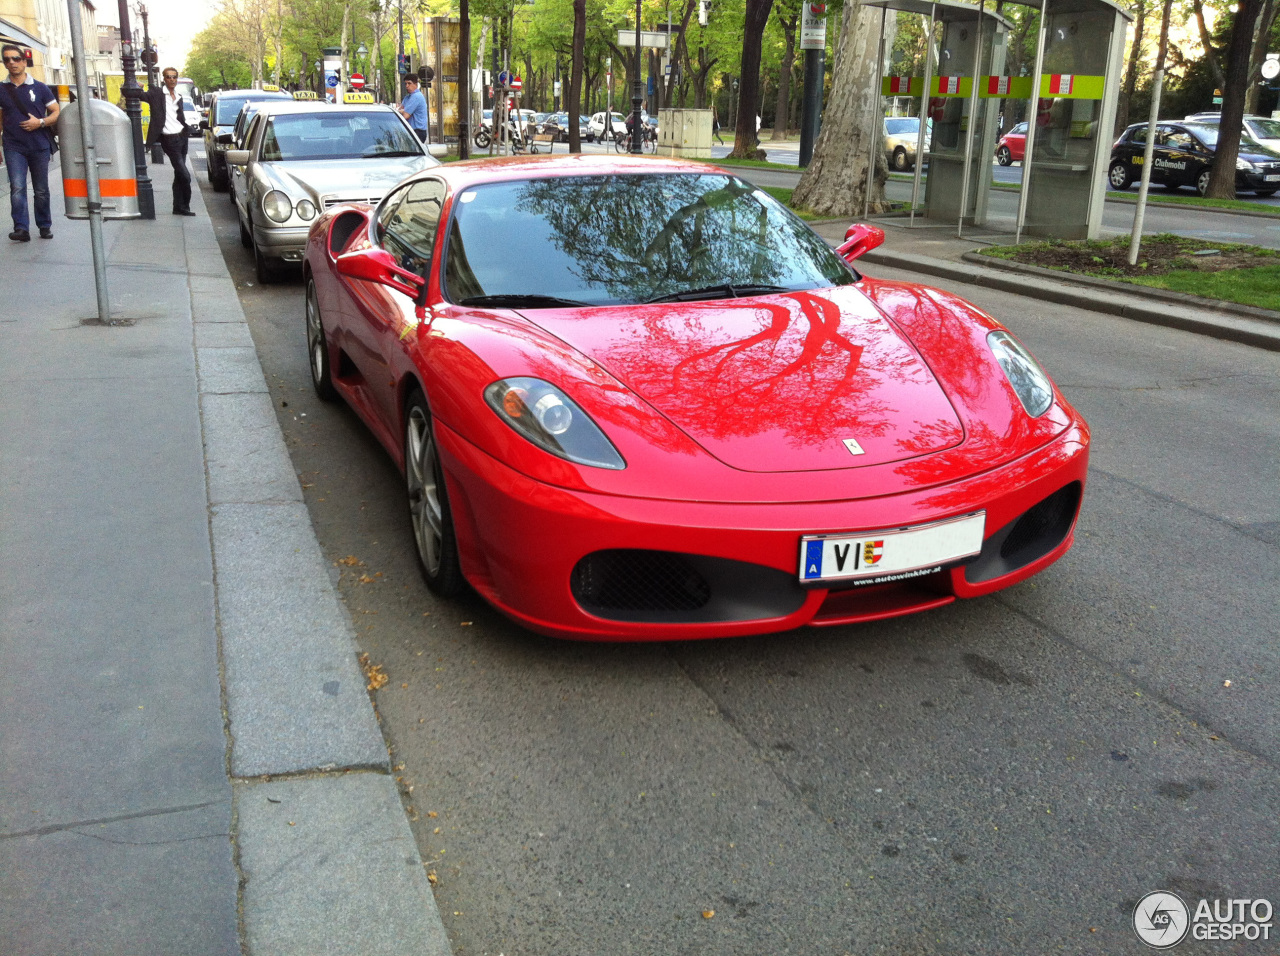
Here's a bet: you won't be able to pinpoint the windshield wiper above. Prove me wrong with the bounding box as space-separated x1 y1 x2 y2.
364 149 425 157
644 283 788 304
459 293 590 308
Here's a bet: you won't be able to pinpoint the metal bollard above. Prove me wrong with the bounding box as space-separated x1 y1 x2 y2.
58 99 142 219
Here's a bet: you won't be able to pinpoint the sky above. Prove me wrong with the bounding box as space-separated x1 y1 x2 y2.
94 0 218 72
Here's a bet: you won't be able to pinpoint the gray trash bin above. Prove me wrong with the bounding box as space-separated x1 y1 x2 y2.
58 99 141 219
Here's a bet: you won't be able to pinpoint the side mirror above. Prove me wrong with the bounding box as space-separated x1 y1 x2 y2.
427 144 448 158
336 247 425 300
199 119 210 130
226 149 250 166
837 223 885 263
216 133 234 145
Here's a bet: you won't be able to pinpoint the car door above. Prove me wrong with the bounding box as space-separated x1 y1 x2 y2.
343 177 447 429
1120 124 1150 181
1159 126 1198 187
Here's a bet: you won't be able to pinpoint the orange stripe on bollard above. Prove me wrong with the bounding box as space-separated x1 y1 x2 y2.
63 178 139 198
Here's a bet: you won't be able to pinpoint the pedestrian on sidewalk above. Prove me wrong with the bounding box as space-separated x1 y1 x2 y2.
142 67 195 216
1 43 60 241
398 75 429 142
712 107 724 144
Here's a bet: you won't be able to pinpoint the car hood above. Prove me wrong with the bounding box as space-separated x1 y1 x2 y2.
527 285 965 473
265 156 433 202
1239 143 1280 162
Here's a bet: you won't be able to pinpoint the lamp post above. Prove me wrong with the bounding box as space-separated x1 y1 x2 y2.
117 0 155 219
631 0 642 153
458 0 470 159
137 3 162 163
315 59 322 97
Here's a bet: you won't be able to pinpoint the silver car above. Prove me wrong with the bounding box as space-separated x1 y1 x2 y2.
226 102 444 281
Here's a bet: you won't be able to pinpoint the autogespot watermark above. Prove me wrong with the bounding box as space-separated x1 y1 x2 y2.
1133 890 1273 948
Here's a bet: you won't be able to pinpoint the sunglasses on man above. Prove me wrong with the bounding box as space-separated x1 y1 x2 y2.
3 55 26 63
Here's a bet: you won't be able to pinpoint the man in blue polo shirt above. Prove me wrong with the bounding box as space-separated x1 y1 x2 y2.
398 75 428 142
0 43 61 241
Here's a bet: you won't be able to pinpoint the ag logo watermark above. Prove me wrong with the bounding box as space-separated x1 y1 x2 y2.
1133 891 1190 949
1133 891 1273 948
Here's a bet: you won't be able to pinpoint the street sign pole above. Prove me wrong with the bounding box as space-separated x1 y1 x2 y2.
632 0 643 153
66 0 111 323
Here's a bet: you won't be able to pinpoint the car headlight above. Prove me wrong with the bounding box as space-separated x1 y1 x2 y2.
1237 157 1255 170
987 330 1054 417
295 199 316 220
263 189 293 223
484 377 625 470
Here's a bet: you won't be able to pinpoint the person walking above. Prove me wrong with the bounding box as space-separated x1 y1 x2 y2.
0 43 60 241
712 106 724 145
142 67 195 216
398 75 429 142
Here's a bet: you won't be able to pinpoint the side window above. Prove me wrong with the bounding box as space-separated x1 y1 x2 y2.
1155 125 1176 147
1130 126 1148 145
381 179 446 279
376 184 413 243
259 120 282 162
1165 129 1193 151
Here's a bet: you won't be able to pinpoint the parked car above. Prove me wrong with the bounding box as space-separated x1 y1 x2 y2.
1184 112 1280 152
995 121 1028 166
1109 120 1280 196
226 101 443 281
301 156 1089 640
589 111 628 140
539 111 592 143
883 116 930 171
173 77 203 134
201 88 294 190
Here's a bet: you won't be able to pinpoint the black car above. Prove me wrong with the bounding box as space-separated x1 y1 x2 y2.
538 111 593 143
1109 121 1280 197
201 89 294 191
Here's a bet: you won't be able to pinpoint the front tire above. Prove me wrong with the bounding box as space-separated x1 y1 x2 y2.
996 145 1012 167
1197 169 1212 196
893 147 910 171
404 391 463 597
1255 188 1277 197
254 232 280 284
305 278 336 402
1108 161 1132 190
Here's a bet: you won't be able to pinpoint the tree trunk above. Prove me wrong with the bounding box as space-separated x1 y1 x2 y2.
731 0 775 158
1115 0 1146 135
791 0 889 215
1192 0 1226 90
340 1 351 92
273 0 284 86
569 0 585 151
1206 0 1263 198
1244 0 1278 114
772 7 798 140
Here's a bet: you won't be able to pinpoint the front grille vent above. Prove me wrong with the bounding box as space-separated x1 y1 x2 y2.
571 550 712 613
322 195 381 209
999 483 1081 563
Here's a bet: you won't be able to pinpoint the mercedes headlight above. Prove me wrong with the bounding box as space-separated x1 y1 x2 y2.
263 189 293 223
987 330 1054 417
1237 157 1256 170
295 199 317 220
484 377 625 470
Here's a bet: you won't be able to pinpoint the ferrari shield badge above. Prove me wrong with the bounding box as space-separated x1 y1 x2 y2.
842 438 865 456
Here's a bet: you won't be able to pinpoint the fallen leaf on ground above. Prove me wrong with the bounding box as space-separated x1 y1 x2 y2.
338 555 360 566
358 653 389 691
702 910 715 919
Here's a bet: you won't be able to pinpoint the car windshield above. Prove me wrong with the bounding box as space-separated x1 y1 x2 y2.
1248 118 1280 139
216 93 290 126
442 173 856 306
885 117 920 134
261 112 421 160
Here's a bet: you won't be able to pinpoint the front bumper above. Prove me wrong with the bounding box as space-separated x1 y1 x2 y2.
434 418 1090 641
253 224 311 261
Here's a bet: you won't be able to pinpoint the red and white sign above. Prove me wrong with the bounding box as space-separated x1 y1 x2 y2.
349 72 365 90
800 1 827 50
510 75 523 91
986 75 1011 96
886 76 912 94
1049 74 1073 95
939 75 960 95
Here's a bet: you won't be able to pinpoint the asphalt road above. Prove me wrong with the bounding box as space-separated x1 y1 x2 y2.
197 149 1280 955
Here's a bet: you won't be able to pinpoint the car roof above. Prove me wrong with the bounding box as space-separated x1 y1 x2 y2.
244 101 400 117
403 153 740 193
214 89 294 100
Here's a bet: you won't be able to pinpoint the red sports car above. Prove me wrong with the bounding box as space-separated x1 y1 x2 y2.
995 122 1029 166
302 155 1088 641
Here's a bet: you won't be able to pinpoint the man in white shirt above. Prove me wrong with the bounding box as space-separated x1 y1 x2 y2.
142 67 194 215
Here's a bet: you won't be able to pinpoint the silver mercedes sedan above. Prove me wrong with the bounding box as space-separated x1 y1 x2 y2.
226 101 445 281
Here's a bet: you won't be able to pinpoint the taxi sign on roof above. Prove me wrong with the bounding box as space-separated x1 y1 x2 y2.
261 84 281 92
342 91 375 103
292 90 318 100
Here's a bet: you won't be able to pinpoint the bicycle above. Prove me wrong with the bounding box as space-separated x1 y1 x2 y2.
614 125 657 154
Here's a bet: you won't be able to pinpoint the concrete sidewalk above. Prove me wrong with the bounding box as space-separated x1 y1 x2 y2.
0 160 450 954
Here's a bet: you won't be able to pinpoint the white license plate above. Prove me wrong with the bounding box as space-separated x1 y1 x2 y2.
799 512 985 586
1266 175 1280 182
